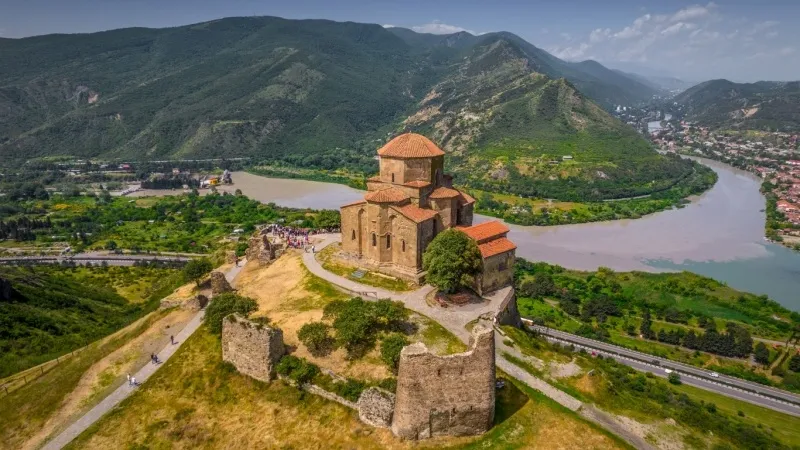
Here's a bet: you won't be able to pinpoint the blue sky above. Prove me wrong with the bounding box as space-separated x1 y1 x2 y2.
1 0 798 81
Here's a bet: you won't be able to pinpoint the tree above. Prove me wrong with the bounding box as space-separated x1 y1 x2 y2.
203 293 258 335
640 308 655 340
668 372 682 385
183 258 213 286
422 229 482 294
753 342 770 365
519 273 556 298
380 333 409 373
789 354 800 372
297 322 334 356
105 240 118 250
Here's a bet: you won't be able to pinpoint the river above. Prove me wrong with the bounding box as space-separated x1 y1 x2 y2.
132 165 800 310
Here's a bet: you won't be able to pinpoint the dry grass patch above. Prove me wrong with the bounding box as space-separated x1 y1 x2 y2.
68 327 628 450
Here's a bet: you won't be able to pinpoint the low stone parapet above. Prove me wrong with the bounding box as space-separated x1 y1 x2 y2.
357 387 395 428
222 314 284 382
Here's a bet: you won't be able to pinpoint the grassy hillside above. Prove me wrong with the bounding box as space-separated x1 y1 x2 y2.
0 16 700 204
0 265 181 377
675 79 800 131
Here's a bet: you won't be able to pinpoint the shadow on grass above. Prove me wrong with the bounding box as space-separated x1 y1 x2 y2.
493 375 529 425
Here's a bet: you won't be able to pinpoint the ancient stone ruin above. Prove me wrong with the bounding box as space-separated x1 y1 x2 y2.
357 387 396 428
225 250 238 265
222 314 285 383
391 325 496 440
210 271 233 295
183 294 208 311
246 230 283 266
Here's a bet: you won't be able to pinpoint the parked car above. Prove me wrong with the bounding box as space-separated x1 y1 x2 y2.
664 368 673 374
710 372 720 378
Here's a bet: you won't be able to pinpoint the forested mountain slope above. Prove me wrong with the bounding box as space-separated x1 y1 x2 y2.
0 16 697 201
675 79 800 131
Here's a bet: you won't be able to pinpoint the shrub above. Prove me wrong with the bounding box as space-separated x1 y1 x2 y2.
183 258 213 286
422 229 482 294
753 342 770 365
276 355 319 385
379 377 397 392
668 372 682 385
204 293 258 335
380 334 409 373
789 354 800 372
323 297 409 359
297 322 335 356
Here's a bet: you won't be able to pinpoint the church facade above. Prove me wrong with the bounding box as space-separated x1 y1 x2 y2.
340 133 515 293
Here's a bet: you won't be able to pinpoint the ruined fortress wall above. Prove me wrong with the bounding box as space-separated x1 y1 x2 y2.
479 250 515 295
494 287 522 328
391 326 496 440
222 314 284 383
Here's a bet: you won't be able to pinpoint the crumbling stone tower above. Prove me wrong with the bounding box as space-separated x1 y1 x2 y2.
210 271 233 294
391 325 496 440
221 314 284 382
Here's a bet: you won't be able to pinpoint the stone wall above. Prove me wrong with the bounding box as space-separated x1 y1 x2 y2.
210 271 233 295
476 249 515 295
357 387 396 428
246 232 281 266
391 325 496 440
493 287 522 328
221 314 284 383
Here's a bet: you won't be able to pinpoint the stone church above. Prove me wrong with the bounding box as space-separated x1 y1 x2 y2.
340 133 516 293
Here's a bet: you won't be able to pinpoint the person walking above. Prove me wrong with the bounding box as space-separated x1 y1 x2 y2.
126 373 131 386
131 376 137 386
170 335 175 345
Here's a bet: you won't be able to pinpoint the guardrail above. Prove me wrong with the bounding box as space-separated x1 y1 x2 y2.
521 319 800 411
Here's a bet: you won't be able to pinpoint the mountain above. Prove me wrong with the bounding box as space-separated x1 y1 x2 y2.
611 70 696 93
675 79 800 131
0 16 693 201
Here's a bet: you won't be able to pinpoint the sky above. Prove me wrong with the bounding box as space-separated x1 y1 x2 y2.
1 0 799 82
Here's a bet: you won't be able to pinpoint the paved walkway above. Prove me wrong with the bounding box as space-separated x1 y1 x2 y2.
41 262 245 450
305 235 654 449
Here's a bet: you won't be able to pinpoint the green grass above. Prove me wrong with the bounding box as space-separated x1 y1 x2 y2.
672 383 800 446
316 245 414 292
419 317 468 354
0 310 171 449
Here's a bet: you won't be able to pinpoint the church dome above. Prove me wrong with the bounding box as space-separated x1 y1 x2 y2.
377 133 446 158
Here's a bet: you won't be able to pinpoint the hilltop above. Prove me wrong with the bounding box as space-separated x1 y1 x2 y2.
675 79 800 131
0 15 703 202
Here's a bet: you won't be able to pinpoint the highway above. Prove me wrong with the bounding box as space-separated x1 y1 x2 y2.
0 253 192 267
524 321 800 417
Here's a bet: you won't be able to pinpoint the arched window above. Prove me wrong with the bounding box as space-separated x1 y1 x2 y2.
351 230 356 240
371 233 376 246
386 234 391 249
401 240 406 252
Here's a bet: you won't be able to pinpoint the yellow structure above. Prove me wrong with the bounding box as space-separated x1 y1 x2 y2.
340 133 515 293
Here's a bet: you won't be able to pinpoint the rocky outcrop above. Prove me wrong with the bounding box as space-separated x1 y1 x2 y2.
391 325 495 440
222 314 284 382
210 271 233 295
357 387 396 428
246 231 283 266
226 251 238 264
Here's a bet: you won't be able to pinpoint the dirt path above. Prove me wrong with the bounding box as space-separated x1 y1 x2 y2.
39 262 245 450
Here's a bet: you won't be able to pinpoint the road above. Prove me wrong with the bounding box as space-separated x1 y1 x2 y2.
0 253 192 266
528 322 800 417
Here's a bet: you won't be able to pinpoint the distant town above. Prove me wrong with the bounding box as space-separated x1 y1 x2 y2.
618 105 800 249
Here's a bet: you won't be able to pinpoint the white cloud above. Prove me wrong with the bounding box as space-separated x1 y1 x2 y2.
670 3 716 22
661 22 697 36
543 2 798 81
411 20 474 35
382 24 395 29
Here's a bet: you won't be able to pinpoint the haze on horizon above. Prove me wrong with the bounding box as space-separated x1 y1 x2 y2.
1 0 798 83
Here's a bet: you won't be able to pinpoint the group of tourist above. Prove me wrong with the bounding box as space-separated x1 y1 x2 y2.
264 224 338 249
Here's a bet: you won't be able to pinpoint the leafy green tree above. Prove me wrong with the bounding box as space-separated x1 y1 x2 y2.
380 333 409 373
668 372 682 385
753 342 770 365
640 308 655 340
297 322 334 356
183 258 213 286
789 354 800 372
105 240 118 250
422 229 482 293
276 355 319 385
203 293 258 335
519 273 556 298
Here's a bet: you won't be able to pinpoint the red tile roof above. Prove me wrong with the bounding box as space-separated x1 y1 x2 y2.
377 133 446 159
478 237 517 258
459 221 509 243
364 188 409 203
403 180 431 188
429 187 460 199
458 191 476 205
391 204 438 223
341 199 367 208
